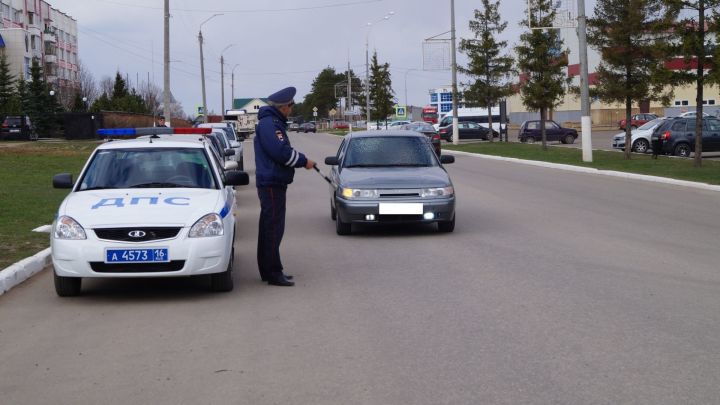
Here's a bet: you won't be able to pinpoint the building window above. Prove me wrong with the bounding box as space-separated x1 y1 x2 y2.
24 57 30 79
430 94 438 103
13 8 21 23
440 93 453 102
675 100 689 106
703 99 716 105
28 12 34 25
1 4 10 20
440 103 452 113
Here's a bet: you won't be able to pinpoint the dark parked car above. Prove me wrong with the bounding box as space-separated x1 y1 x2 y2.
300 122 316 133
289 123 300 132
400 122 442 156
437 122 493 141
618 113 658 130
324 131 456 235
1 115 37 141
651 116 720 157
518 120 578 144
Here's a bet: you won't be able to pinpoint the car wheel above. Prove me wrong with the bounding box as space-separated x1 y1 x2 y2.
438 215 455 233
336 214 351 235
564 134 575 144
330 199 337 220
525 136 536 144
632 138 650 153
210 246 234 292
54 270 81 297
673 143 691 158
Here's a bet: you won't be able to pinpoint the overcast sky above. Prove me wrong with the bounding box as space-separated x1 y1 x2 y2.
51 0 597 117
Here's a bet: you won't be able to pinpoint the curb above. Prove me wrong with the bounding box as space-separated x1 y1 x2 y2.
0 248 51 296
446 150 720 192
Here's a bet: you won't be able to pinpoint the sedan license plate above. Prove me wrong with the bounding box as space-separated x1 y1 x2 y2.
105 248 169 263
9 129 20 133
379 203 423 215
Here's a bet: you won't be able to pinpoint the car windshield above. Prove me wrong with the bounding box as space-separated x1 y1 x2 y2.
221 127 236 141
77 148 217 190
343 136 437 168
638 118 663 130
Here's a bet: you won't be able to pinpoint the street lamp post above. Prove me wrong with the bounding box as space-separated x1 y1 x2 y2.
220 44 235 116
231 64 240 106
198 13 223 123
365 11 394 128
404 68 417 119
82 96 88 112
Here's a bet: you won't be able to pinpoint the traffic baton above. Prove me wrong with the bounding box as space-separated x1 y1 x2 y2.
313 164 332 184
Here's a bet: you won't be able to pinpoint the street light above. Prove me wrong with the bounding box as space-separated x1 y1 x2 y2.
198 13 223 123
403 68 418 118
231 63 240 106
82 96 88 112
365 11 394 128
220 44 235 115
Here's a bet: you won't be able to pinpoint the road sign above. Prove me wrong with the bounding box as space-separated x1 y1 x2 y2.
329 108 337 117
197 106 205 116
312 106 318 112
395 105 407 118
313 111 318 117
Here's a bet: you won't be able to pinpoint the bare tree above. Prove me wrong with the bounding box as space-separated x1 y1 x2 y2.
138 81 161 115
78 60 99 104
99 75 114 97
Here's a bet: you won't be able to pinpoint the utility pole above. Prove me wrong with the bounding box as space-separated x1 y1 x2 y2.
199 30 207 123
577 0 592 162
450 0 459 145
231 64 239 106
347 58 352 121
163 0 170 125
221 54 225 115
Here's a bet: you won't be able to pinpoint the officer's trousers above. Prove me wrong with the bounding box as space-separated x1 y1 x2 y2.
257 185 287 279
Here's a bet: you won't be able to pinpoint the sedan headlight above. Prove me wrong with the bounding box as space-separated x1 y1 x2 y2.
421 186 454 198
340 188 379 199
189 213 224 237
54 216 87 240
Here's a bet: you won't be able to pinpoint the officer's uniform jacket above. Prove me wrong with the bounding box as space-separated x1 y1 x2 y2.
254 105 308 187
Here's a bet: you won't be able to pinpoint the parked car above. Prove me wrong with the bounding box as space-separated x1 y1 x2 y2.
198 123 243 170
50 128 250 296
678 111 711 118
518 120 578 144
300 122 317 133
289 123 300 132
400 122 442 156
1 115 37 141
324 131 456 235
437 122 493 141
618 113 658 130
612 117 667 153
333 121 350 129
651 116 720 157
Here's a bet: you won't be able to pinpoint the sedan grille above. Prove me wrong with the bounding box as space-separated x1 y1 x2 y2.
90 261 185 273
93 227 182 242
379 189 421 198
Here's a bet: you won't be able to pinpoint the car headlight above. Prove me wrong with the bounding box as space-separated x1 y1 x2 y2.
54 216 87 240
340 188 379 199
189 213 224 237
421 186 454 198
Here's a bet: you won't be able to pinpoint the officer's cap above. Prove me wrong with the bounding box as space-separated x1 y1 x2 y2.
267 86 296 106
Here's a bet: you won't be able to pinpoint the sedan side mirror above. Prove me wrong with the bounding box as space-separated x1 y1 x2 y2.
225 170 250 186
224 161 239 171
325 156 339 166
53 173 74 188
440 155 455 164
224 148 235 157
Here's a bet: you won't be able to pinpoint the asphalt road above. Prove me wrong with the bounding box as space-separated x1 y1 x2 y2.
1 132 719 404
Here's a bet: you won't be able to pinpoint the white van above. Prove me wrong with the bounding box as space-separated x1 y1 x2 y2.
435 107 506 134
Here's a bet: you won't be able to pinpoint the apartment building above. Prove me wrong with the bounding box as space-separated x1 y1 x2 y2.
0 0 79 98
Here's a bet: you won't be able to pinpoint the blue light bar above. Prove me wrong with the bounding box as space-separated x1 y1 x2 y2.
97 127 175 137
97 128 136 136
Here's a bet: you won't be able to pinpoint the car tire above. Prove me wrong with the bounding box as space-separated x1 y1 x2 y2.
238 156 244 171
525 136 536 144
210 246 234 292
336 215 351 235
54 270 81 297
673 143 691 158
438 215 455 233
632 138 650 153
564 134 575 144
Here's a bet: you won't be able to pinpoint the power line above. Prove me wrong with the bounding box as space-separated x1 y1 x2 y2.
92 0 383 13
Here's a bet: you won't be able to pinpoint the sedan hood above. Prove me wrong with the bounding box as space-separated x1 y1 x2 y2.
58 188 224 228
339 167 451 189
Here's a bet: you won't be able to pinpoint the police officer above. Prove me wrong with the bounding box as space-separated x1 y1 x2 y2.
254 86 315 286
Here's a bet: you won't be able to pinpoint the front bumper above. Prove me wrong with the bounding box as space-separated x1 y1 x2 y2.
335 196 455 224
611 138 625 149
51 228 232 278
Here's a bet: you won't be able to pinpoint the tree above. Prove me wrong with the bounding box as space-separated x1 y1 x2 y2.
78 60 98 105
303 67 342 119
665 0 720 167
459 0 515 142
368 51 394 125
516 0 569 150
588 0 675 159
26 59 58 136
0 52 15 114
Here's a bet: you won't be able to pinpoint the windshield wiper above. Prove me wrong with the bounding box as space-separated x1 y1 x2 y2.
129 182 194 188
79 186 118 191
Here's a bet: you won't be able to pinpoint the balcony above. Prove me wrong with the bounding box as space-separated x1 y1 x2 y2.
45 54 57 64
44 32 56 44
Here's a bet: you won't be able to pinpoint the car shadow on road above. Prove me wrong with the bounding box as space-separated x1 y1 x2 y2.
77 276 224 301
346 222 450 238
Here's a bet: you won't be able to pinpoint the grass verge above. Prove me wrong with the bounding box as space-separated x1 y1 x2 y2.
0 141 97 269
444 141 720 185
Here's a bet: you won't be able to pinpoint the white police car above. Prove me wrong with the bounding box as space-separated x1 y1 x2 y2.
51 128 249 296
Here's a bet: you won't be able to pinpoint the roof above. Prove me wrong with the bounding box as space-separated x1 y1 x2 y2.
233 98 269 109
99 137 207 150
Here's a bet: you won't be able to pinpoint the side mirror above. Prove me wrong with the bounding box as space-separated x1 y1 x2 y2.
224 148 235 157
230 141 241 148
440 155 455 164
325 156 339 166
224 161 239 171
53 173 73 188
225 170 250 186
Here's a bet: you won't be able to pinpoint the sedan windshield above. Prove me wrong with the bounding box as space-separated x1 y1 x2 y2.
77 148 217 190
343 136 437 168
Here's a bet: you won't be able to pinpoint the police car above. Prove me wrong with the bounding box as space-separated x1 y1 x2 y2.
50 128 249 296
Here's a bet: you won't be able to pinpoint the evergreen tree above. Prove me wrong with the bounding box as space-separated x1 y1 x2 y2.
588 0 675 159
26 59 57 136
71 93 86 112
90 92 112 112
112 72 129 99
516 0 568 150
459 0 515 142
368 52 394 125
665 0 720 166
304 67 341 119
0 52 15 114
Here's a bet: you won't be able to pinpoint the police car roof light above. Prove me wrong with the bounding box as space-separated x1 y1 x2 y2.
97 128 136 136
173 128 212 134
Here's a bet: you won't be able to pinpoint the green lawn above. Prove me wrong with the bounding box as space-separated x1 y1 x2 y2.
0 141 97 269
444 142 720 185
